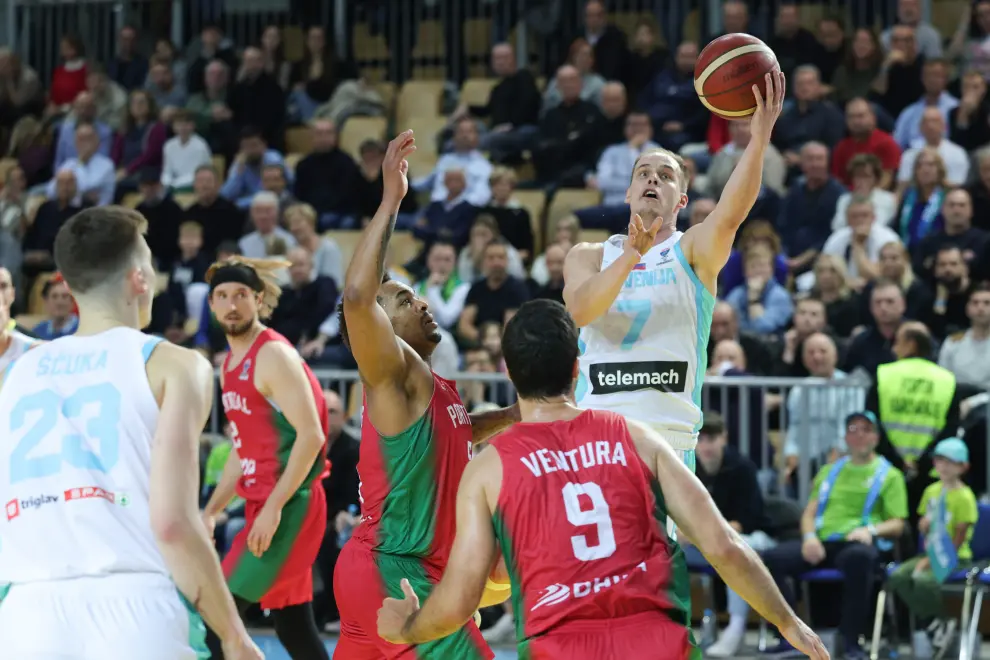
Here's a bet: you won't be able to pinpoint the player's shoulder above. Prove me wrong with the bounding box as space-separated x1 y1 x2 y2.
148 341 212 381
565 241 606 270
256 334 304 366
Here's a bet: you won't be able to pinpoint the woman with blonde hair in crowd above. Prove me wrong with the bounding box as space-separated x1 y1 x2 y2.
895 147 947 251
860 240 933 323
718 219 788 295
809 254 862 337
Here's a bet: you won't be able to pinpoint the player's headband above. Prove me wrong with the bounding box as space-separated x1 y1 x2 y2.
209 264 265 294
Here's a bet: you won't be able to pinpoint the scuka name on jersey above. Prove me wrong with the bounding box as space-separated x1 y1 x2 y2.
221 391 253 416
520 440 627 478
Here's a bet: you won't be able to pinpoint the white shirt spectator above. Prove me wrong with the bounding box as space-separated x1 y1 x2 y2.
898 140 970 186
46 156 116 207
311 236 344 290
784 370 866 460
892 93 959 149
831 188 898 231
237 227 298 260
593 140 661 206
939 330 990 391
421 280 471 329
821 223 902 280
161 133 212 190
413 151 493 207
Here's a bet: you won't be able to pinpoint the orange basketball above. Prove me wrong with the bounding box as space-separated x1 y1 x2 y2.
694 33 779 120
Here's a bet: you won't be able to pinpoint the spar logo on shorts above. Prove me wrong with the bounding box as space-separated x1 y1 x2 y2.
589 361 688 395
530 562 648 611
5 493 60 521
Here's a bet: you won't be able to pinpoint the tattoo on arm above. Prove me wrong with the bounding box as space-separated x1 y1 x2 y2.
376 213 398 276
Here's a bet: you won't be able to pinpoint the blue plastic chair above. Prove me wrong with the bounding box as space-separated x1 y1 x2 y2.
869 502 990 660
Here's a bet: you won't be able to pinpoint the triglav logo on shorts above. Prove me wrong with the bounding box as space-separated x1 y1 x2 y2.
589 361 688 395
5 494 60 521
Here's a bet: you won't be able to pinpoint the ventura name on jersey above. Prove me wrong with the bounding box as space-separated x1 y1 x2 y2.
590 361 688 395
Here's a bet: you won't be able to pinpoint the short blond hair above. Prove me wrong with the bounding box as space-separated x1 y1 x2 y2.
205 256 289 320
490 166 517 187
284 202 318 229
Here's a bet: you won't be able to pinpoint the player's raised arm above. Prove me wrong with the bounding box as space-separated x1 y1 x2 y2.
246 341 328 556
683 72 786 282
562 214 659 327
624 419 829 659
377 450 500 645
341 130 417 388
146 343 257 656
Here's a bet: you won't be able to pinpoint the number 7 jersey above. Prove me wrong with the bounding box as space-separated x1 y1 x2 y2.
490 409 691 646
0 328 171 585
576 232 715 450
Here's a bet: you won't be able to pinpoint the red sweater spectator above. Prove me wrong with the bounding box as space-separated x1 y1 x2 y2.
831 99 901 188
111 89 167 174
49 35 88 108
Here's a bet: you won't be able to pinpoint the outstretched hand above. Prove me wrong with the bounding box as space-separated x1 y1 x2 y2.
377 578 421 644
625 214 663 257
749 71 786 143
382 130 417 208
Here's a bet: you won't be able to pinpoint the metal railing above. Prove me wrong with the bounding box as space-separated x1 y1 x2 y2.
206 370 986 505
7 0 917 85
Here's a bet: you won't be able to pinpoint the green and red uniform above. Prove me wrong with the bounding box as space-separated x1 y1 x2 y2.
491 409 699 659
220 328 330 610
333 372 492 659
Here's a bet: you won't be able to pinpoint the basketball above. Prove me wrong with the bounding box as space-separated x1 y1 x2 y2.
694 33 779 120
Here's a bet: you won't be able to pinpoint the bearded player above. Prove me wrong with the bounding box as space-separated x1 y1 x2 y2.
376 300 828 660
562 72 785 617
201 257 331 660
334 130 518 659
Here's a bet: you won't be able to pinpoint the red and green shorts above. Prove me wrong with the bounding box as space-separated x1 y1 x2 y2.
222 482 326 610
333 541 493 659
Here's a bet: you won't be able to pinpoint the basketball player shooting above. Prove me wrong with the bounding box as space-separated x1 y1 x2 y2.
333 129 518 659
202 257 331 660
375 299 827 660
0 207 262 660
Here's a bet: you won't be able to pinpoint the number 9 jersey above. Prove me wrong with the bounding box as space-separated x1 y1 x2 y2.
0 328 172 585
576 232 716 452
489 409 698 658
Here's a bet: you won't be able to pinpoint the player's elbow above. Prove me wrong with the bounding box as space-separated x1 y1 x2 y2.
342 284 376 308
562 293 593 328
697 524 744 567
150 502 200 547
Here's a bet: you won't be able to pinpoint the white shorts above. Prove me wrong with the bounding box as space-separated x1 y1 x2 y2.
0 574 206 660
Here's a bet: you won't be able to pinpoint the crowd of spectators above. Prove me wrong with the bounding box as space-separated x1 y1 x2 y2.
3 0 990 655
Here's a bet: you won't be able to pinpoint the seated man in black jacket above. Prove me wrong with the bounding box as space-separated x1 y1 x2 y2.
684 412 775 658
269 247 337 346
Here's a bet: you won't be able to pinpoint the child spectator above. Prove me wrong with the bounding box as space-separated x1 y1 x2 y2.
887 438 978 658
161 110 212 191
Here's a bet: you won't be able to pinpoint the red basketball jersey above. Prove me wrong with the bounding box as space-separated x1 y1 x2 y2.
351 372 474 569
491 409 681 642
221 328 330 502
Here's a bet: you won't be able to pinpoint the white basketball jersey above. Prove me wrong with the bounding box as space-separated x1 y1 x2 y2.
0 328 40 375
576 232 716 450
0 327 168 584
